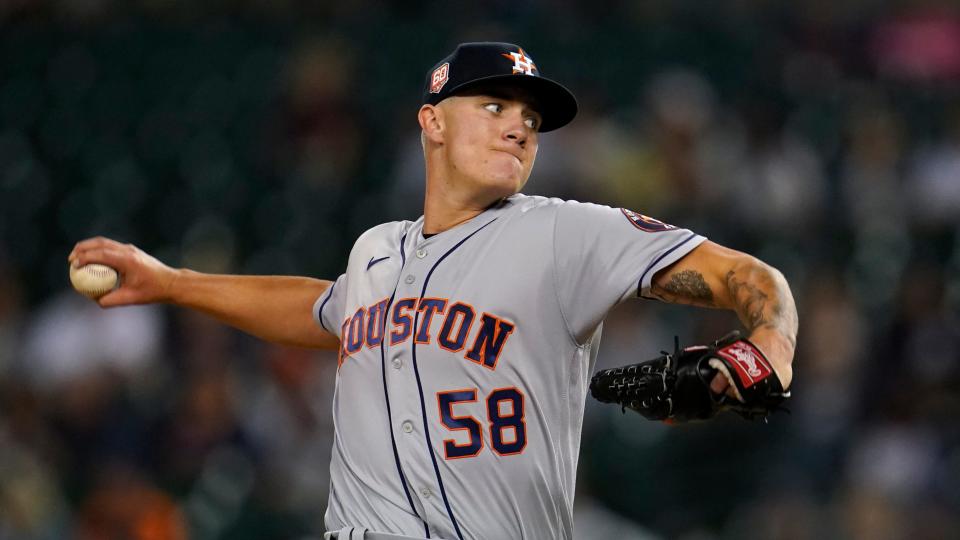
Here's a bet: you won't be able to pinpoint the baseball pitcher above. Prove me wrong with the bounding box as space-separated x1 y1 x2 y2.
70 42 798 540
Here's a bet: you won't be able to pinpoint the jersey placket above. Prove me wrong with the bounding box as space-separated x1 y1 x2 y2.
383 213 503 540
385 232 448 531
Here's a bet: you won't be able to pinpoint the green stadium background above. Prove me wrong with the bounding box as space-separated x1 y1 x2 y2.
1 1 958 538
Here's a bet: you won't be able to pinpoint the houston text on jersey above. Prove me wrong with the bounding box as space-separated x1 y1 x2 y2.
338 297 516 370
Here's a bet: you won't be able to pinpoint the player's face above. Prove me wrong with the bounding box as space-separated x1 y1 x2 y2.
438 88 541 199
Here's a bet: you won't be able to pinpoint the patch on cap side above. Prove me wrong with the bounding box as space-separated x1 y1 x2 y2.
430 62 450 94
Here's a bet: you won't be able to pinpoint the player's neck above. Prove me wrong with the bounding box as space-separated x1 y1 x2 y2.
422 178 503 235
422 194 490 235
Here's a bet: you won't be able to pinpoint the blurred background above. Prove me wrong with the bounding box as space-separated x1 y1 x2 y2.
1 0 959 539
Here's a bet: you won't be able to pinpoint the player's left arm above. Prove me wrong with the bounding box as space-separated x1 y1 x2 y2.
649 240 798 390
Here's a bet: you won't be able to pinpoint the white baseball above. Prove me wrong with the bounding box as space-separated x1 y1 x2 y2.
69 263 119 299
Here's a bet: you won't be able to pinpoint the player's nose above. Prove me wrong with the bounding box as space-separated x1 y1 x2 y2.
502 113 528 148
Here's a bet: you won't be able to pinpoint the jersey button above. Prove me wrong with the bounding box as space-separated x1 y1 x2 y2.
402 421 413 433
404 275 415 284
392 358 402 369
420 487 432 498
416 249 427 259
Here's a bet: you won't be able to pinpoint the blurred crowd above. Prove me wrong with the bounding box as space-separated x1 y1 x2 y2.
1 1 959 539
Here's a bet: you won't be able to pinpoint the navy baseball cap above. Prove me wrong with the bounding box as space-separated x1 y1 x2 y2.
422 42 578 132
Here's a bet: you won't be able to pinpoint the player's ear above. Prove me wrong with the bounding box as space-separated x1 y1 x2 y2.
418 104 444 144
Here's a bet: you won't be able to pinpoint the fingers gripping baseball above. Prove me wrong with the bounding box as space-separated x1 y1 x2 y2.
68 237 178 307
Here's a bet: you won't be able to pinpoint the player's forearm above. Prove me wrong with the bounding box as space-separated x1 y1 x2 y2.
723 258 798 388
168 270 339 350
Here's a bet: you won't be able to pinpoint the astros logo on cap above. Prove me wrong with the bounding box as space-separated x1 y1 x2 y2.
501 47 537 75
430 62 450 93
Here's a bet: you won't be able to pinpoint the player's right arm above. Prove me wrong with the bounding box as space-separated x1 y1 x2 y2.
69 236 340 350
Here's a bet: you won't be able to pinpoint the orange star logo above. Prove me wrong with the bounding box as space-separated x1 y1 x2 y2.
501 47 537 75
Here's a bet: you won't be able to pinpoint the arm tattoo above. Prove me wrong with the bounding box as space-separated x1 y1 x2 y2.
725 268 798 349
652 269 715 306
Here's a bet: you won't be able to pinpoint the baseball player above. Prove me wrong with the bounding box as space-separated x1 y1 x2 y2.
69 42 798 540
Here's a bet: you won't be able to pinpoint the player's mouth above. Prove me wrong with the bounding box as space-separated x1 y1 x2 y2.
492 148 524 163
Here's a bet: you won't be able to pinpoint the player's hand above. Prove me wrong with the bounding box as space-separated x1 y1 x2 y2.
708 374 764 404
710 372 732 397
711 331 792 399
68 237 180 308
590 331 789 422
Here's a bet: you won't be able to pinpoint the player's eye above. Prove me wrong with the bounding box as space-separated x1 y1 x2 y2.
524 116 539 130
484 103 503 114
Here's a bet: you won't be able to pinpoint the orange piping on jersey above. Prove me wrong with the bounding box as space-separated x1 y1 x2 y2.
436 389 484 460
338 316 352 367
487 386 527 456
415 297 449 344
437 301 477 353
465 312 516 371
344 307 367 356
389 297 417 345
365 297 390 349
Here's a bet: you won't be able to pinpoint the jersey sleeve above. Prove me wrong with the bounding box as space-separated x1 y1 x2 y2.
553 201 706 343
313 273 348 337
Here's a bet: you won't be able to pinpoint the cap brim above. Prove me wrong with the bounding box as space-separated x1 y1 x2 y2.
444 74 578 132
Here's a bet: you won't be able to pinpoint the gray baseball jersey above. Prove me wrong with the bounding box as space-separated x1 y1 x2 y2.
313 194 705 539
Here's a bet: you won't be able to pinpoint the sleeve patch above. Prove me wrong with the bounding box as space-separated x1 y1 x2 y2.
620 208 677 232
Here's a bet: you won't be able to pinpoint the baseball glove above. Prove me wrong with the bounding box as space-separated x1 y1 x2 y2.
589 331 790 422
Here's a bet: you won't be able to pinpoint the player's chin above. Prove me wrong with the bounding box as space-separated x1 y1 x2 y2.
484 176 525 200
485 166 529 195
